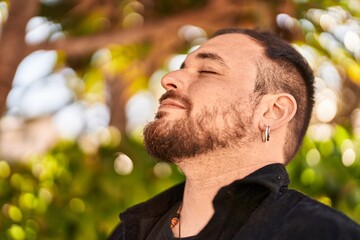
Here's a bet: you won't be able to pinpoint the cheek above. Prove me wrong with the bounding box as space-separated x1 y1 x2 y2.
188 95 238 120
188 85 225 111
190 81 231 98
187 79 254 116
190 84 245 102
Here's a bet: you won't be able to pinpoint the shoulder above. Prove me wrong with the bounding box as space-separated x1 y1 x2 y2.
107 223 123 240
275 189 360 240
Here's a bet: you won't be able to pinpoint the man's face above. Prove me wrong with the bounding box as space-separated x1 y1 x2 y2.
144 34 263 162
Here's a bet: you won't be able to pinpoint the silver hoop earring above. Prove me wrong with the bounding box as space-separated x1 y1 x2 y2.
262 125 270 142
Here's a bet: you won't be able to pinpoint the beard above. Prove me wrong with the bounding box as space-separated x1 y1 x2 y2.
143 91 255 163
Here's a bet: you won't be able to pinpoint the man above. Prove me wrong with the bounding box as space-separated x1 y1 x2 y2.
109 28 360 239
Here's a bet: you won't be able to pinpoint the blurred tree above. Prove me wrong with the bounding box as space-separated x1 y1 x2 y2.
0 0 360 239
0 0 291 119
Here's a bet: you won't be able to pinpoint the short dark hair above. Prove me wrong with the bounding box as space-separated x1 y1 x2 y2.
212 28 315 163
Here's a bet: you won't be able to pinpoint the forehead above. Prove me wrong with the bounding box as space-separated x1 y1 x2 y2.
188 33 264 65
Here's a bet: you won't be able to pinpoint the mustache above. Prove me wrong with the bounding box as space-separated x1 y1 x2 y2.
159 90 192 110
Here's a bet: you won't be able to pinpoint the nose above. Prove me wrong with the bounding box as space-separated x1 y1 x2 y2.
161 70 185 91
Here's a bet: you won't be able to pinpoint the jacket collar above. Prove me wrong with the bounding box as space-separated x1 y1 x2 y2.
119 163 289 239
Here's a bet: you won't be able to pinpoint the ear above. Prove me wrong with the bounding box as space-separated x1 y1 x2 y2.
257 93 297 131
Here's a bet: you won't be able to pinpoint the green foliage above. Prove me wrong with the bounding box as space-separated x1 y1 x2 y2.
288 124 360 222
0 132 184 240
1 0 360 239
1 124 359 239
151 0 208 16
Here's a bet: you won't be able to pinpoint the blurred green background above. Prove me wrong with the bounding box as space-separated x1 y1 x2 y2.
0 0 360 239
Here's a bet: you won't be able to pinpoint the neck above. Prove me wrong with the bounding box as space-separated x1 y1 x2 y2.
172 145 284 237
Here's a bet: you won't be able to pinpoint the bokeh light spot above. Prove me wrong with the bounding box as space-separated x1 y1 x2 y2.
168 54 187 71
7 224 25 240
69 198 86 213
153 162 172 178
306 148 321 166
19 193 37 210
78 134 99 155
178 25 207 43
114 153 133 175
126 91 157 135
318 141 334 156
277 13 295 29
317 196 332 206
10 174 23 189
0 160 11 178
344 31 360 52
8 205 23 222
122 13 143 28
301 168 316 185
308 124 333 141
0 2 8 24
342 149 356 167
316 99 337 123
345 59 360 83
89 126 121 147
53 102 86 140
299 19 315 32
108 126 122 147
320 14 337 31
39 188 53 203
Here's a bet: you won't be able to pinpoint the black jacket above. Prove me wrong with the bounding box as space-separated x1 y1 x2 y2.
109 164 360 239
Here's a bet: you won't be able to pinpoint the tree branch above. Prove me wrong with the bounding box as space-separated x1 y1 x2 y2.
29 0 267 58
0 0 291 122
0 0 39 117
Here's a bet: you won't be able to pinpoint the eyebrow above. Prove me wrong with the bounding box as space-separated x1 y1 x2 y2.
180 52 229 69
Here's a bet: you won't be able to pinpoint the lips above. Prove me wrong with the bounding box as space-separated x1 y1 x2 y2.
157 91 192 115
159 99 186 109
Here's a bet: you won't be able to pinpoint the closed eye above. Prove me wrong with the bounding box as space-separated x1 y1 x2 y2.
199 70 218 74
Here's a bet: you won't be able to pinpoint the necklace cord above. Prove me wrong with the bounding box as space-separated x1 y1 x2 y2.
170 202 183 238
